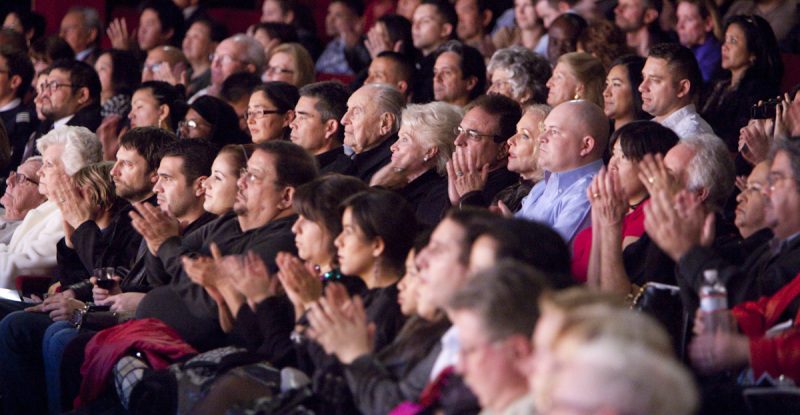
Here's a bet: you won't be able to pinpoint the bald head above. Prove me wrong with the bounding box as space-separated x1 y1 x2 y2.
143 46 188 82
538 100 609 173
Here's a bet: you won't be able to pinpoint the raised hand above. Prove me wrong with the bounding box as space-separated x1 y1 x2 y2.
446 147 488 205
588 167 627 228
306 294 374 363
51 171 94 229
637 153 680 198
276 252 323 311
644 188 712 261
106 18 135 50
739 118 772 166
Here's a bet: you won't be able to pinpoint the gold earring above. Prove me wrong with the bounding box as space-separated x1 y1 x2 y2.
574 93 581 100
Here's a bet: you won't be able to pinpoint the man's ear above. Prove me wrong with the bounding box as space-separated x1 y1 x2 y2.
323 119 340 140
465 75 478 95
278 185 295 210
497 141 509 160
8 74 21 92
87 27 99 45
675 78 691 99
579 135 596 157
480 10 493 29
194 176 207 197
696 187 710 204
440 22 454 39
75 86 91 106
379 112 396 136
283 110 295 128
396 80 409 96
149 170 159 185
643 8 659 25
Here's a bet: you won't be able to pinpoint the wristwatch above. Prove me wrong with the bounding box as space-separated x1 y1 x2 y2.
69 304 90 329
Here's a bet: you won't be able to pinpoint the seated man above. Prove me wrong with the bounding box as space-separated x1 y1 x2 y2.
59 6 101 65
639 43 714 141
0 48 37 174
432 40 486 107
516 100 608 245
364 51 414 102
191 34 265 102
340 83 405 182
448 261 547 414
315 0 368 76
0 157 46 245
140 45 189 85
290 81 350 173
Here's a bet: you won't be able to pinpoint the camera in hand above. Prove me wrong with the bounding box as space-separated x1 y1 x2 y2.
751 99 779 119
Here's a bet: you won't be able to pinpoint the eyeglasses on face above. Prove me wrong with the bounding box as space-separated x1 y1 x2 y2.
454 125 502 143
8 171 39 186
43 81 75 93
245 109 283 121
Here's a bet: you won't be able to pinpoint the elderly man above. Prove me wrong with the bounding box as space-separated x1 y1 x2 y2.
340 83 405 182
433 41 486 107
449 261 546 415
640 43 715 141
516 100 609 245
59 6 101 64
134 141 317 350
446 94 521 208
190 34 265 102
648 136 800 309
141 45 189 85
290 81 350 172
0 158 46 244
0 126 101 289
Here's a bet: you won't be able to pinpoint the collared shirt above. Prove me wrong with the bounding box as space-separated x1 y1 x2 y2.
659 104 715 139
315 37 353 75
516 159 603 244
0 98 21 113
52 115 75 130
430 325 460 381
75 47 95 62
479 393 537 415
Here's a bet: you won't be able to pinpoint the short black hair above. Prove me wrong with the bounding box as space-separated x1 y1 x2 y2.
29 36 74 64
647 43 702 99
375 14 415 59
253 82 300 140
331 0 366 17
0 46 34 98
120 126 177 172
254 140 319 188
251 22 298 44
465 94 522 142
160 139 217 184
192 18 229 43
421 0 458 37
49 59 101 105
4 7 45 43
376 51 415 82
434 40 486 100
139 0 185 46
221 72 262 103
610 120 679 162
298 81 349 142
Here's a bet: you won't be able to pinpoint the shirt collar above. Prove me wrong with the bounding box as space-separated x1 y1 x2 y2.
544 159 604 191
75 47 95 62
660 104 696 128
0 98 21 112
52 114 75 130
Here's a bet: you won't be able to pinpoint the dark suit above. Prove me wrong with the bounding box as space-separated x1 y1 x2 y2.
0 101 38 175
21 103 102 161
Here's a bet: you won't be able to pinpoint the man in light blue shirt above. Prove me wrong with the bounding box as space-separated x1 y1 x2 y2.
516 100 609 244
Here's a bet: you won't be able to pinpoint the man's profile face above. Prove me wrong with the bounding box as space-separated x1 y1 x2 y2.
153 156 201 218
41 69 83 121
111 146 155 202
639 57 682 118
341 87 385 153
433 51 473 105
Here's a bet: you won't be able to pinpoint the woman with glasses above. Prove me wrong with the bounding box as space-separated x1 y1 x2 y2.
263 42 314 87
246 81 299 143
179 95 249 146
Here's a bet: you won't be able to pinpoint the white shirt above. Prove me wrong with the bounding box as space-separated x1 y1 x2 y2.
429 326 460 381
0 98 21 112
659 104 715 139
0 201 64 288
52 115 75 130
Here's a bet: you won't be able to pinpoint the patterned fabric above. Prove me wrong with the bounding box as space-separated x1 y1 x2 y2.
315 38 353 75
100 94 131 118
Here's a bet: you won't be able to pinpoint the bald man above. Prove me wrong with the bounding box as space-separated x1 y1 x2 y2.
141 45 189 84
516 100 609 244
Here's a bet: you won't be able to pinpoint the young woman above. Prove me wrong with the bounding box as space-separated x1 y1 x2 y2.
128 81 187 131
246 82 298 143
94 50 139 119
202 144 254 216
603 55 650 131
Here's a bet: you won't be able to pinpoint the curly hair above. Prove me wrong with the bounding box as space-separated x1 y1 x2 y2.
578 19 632 70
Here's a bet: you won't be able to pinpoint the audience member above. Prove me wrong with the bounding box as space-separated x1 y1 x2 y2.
603 54 650 130
2 6 44 45
364 51 415 100
432 40 486 107
94 49 139 119
492 0 546 51
615 0 674 56
546 52 605 109
499 104 550 212
700 14 783 151
202 144 253 216
191 34 265 102
723 0 798 42
182 19 227 97
264 42 315 87
0 157 46 244
315 0 368 76
181 95 250 145
547 13 587 64
139 0 185 52
246 81 298 143
0 47 37 173
675 0 722 82
259 0 322 59
290 81 350 172
516 100 609 245
249 21 298 58
363 14 416 61
220 72 261 134
59 6 101 65
410 0 457 103
577 18 632 70
140 46 189 86
128 81 187 133
487 46 551 105
640 43 713 138
28 36 74 81
454 0 495 57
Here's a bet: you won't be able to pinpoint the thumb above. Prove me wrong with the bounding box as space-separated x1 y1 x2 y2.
210 242 223 261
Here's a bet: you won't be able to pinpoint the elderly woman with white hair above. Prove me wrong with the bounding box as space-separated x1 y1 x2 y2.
487 46 552 105
0 126 101 289
370 101 463 226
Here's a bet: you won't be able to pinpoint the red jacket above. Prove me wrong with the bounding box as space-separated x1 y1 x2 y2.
75 318 197 408
733 272 800 381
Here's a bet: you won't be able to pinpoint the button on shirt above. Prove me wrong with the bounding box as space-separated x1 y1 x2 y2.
516 159 603 245
659 104 715 139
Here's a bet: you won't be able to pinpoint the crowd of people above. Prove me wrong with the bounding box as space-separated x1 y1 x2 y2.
0 0 797 413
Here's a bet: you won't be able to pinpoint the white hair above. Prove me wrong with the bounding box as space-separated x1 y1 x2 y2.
228 34 267 75
683 133 735 212
35 126 102 175
363 83 405 135
401 102 463 175
551 339 699 415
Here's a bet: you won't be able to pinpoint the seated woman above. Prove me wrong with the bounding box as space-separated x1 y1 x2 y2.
246 81 299 143
128 81 187 133
263 42 315 87
370 101 462 226
546 52 605 109
577 121 679 286
700 14 783 152
603 55 650 131
202 144 254 216
95 49 140 119
178 95 250 146
676 0 722 84
487 46 551 105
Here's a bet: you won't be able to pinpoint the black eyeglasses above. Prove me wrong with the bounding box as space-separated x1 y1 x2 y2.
245 109 284 121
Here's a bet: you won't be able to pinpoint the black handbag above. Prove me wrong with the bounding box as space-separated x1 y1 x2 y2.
631 282 688 358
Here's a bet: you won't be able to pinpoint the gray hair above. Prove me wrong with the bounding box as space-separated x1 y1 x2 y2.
553 339 699 415
401 102 464 175
229 34 266 75
488 46 552 104
365 83 405 136
35 126 102 176
68 6 101 46
523 103 552 119
683 134 735 212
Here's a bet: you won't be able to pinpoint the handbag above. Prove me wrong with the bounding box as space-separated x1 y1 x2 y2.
630 282 688 357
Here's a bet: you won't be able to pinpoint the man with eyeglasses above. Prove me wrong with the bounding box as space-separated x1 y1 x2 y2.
189 34 265 103
515 100 608 245
0 48 37 175
0 157 46 244
31 60 102 149
446 94 521 209
141 45 189 86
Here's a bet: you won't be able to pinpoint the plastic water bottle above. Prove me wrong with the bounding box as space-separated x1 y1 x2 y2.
699 269 730 334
